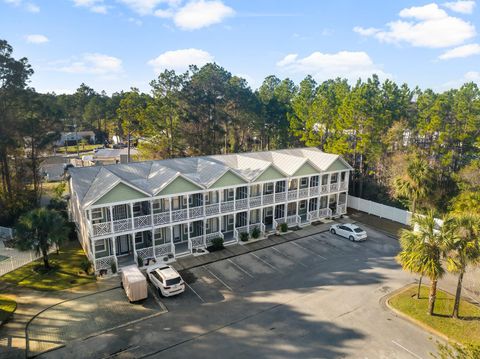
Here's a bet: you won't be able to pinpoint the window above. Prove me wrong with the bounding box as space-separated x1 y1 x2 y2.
154 228 162 240
152 271 163 283
310 176 319 187
330 173 338 183
133 203 142 216
265 208 273 216
152 200 161 211
300 178 308 187
228 216 234 225
94 239 106 252
265 183 274 194
299 201 306 210
204 193 209 202
183 225 188 235
91 208 103 221
227 189 234 200
341 172 346 181
135 233 143 244
189 224 193 233
205 221 210 230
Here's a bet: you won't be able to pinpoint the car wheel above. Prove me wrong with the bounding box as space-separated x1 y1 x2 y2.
120 281 124 289
349 236 354 242
331 229 336 234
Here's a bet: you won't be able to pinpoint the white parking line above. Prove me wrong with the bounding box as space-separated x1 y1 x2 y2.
391 340 424 359
227 258 254 278
202 266 233 292
250 252 279 271
290 240 327 260
271 247 308 268
184 282 205 303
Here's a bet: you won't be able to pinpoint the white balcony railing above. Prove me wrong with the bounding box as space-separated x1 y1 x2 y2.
189 206 204 219
155 243 173 258
321 184 328 193
221 201 234 213
274 192 286 203
339 182 348 191
263 194 274 205
249 196 262 208
92 222 111 236
153 212 170 226
171 209 188 222
272 217 285 230
205 203 220 216
286 215 300 226
336 203 347 215
307 210 319 222
134 215 151 229
298 188 309 199
330 183 339 192
205 231 223 247
235 198 248 211
95 255 116 271
309 186 319 196
113 218 132 233
136 246 154 260
287 190 298 201
189 235 205 249
319 207 332 218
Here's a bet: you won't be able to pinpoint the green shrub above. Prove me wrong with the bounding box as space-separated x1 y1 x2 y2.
137 256 144 267
80 258 91 274
110 261 117 274
280 222 288 233
251 226 260 239
240 232 249 242
207 237 224 252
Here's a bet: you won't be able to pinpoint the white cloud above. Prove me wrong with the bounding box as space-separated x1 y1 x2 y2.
25 2 39 12
119 0 180 15
148 48 214 74
443 1 476 14
173 0 234 30
354 3 476 48
439 43 480 59
57 53 123 75
441 70 480 89
276 50 389 82
25 34 49 44
73 0 108 13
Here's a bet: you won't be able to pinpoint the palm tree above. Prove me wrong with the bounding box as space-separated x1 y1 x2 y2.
15 208 68 269
393 156 433 214
445 214 480 318
397 212 448 315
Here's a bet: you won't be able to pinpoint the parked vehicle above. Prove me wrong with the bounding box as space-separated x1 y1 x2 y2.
147 264 185 297
120 265 148 302
330 223 367 242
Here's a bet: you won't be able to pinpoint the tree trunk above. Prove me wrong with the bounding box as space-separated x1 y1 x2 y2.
428 278 437 315
417 274 423 299
452 271 464 319
42 251 50 269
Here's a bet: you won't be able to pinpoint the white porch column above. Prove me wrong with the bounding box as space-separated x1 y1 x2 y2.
150 200 154 228
261 183 265 205
170 226 174 255
203 192 207 218
152 229 156 259
168 197 172 223
219 215 222 236
111 237 118 270
296 177 300 199
186 194 190 219
87 209 93 237
273 181 276 203
203 219 207 246
109 206 114 233
129 203 135 230
327 173 332 193
246 186 251 232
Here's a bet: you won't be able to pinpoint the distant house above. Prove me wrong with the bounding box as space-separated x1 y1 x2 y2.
55 131 96 147
92 148 139 166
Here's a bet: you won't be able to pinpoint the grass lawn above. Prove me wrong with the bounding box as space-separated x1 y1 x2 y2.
0 241 95 291
389 285 480 345
0 296 17 323
58 144 102 154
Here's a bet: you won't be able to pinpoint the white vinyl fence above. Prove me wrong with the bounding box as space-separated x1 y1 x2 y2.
348 196 413 225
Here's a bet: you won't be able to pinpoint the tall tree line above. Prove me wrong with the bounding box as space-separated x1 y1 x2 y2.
1 38 479 224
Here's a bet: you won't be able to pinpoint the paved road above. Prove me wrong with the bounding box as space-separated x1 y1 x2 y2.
43 225 440 359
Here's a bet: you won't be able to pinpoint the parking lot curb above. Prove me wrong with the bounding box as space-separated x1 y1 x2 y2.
177 226 331 273
382 284 455 346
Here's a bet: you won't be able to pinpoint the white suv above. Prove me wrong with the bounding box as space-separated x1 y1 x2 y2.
147 265 185 297
330 223 367 242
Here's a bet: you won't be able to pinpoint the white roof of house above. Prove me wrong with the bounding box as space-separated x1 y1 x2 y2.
69 147 352 207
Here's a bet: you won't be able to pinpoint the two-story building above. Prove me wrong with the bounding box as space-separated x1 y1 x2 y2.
68 148 352 274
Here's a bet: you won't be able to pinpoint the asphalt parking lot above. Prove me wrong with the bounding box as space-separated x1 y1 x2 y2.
44 223 439 359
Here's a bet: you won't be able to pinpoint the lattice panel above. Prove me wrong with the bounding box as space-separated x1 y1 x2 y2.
93 222 111 236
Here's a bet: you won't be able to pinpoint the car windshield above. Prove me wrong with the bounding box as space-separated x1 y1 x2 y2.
353 227 364 233
166 277 181 286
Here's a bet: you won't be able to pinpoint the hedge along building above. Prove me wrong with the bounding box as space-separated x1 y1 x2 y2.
68 147 352 274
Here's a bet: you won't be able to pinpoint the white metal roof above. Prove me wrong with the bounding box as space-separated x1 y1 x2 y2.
69 147 352 207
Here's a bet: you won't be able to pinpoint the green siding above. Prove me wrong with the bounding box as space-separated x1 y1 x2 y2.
293 161 319 177
255 166 285 182
326 158 350 172
94 183 147 205
210 171 246 188
158 176 202 196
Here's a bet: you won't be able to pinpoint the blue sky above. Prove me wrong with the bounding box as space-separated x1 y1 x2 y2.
1 0 479 94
